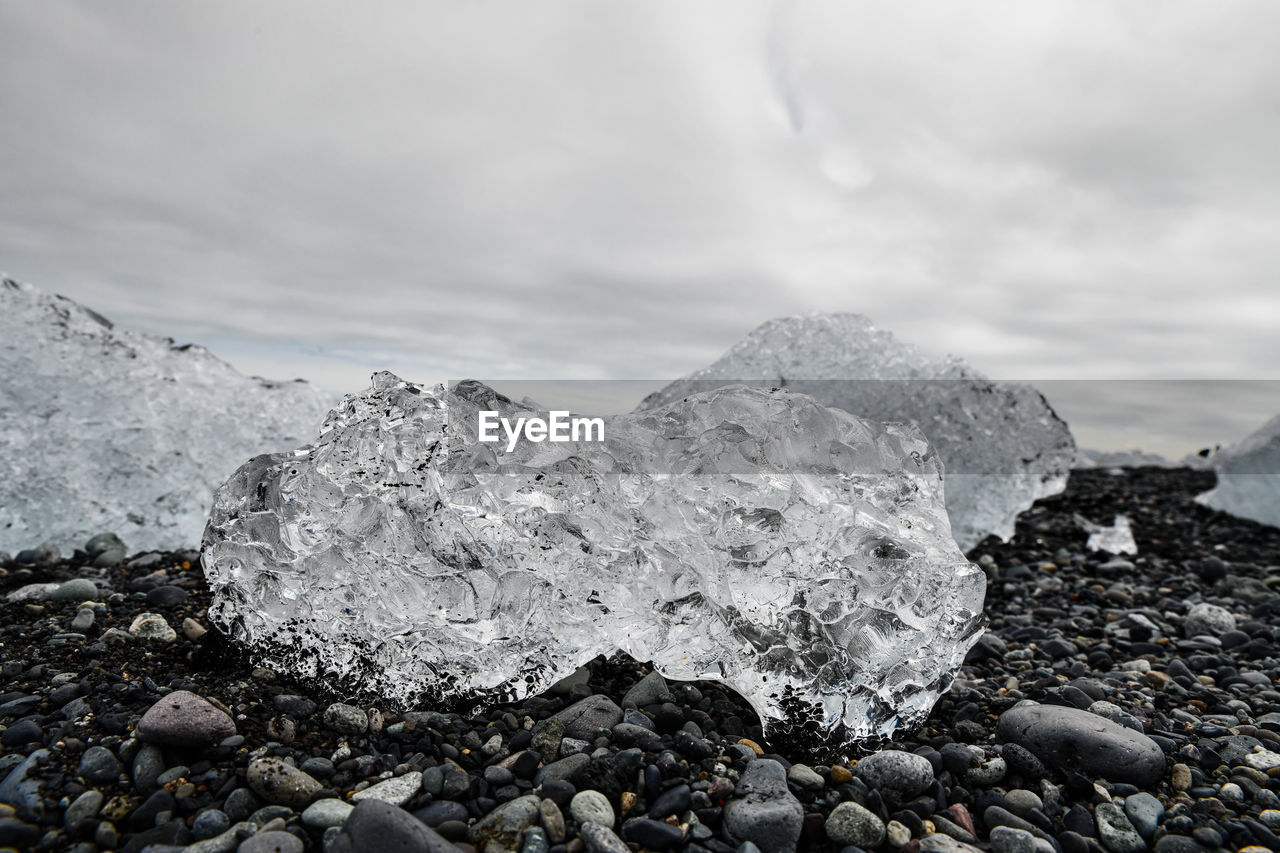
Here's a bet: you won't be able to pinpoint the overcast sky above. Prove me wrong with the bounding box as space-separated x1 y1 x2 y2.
3 2 1279 454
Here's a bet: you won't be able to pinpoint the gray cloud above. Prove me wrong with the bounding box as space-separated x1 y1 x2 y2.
2 1 1279 455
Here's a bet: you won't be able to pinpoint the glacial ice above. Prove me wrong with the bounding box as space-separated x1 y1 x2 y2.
1075 448 1174 469
203 373 986 740
639 315 1077 551
1076 514 1138 555
1197 414 1280 529
0 277 330 553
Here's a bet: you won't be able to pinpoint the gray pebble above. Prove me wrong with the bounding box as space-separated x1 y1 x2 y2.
1095 802 1145 853
77 746 121 784
192 808 232 839
238 830 303 853
1123 792 1163 840
825 800 885 847
51 578 98 602
64 789 103 830
853 750 935 799
1183 602 1235 637
991 826 1038 853
301 799 353 829
570 789 615 827
723 759 803 853
323 703 368 734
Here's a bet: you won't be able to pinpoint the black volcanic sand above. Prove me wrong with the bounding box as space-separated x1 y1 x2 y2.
1 467 1279 853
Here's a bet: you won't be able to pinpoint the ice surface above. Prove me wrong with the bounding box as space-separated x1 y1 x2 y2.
1076 514 1138 555
0 277 330 552
203 373 986 740
1197 414 1280 529
639 315 1077 551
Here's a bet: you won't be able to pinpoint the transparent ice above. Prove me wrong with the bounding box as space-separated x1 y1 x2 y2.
203 374 986 740
0 277 330 552
1076 514 1138 555
1197 414 1280 529
639 315 1077 551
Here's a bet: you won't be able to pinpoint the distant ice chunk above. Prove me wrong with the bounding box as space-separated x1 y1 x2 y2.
639 315 1077 551
1196 414 1280 529
1076 514 1138 555
203 374 986 741
0 277 330 552
1075 448 1174 469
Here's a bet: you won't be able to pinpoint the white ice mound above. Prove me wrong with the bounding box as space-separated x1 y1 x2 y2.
202 373 986 740
1076 514 1138 555
639 315 1077 551
0 277 330 552
1197 414 1280 529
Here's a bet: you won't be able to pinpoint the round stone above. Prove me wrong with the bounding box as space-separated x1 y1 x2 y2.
301 799 353 829
1183 602 1235 637
77 746 122 783
136 690 236 747
51 578 98 602
191 808 231 839
1095 802 1145 853
825 801 885 847
991 826 1037 853
238 830 303 853
997 703 1165 787
570 790 616 828
246 758 322 808
322 702 368 734
852 750 935 799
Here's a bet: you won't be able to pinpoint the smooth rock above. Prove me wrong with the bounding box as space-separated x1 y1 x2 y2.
997 703 1165 786
622 672 673 708
51 578 99 601
1123 792 1163 840
64 789 104 830
1095 802 1146 853
470 794 540 851
825 800 885 847
553 695 623 740
246 758 322 808
323 703 368 734
77 746 122 784
238 830 303 853
136 690 237 746
852 750 935 799
723 759 803 853
350 772 421 806
579 822 631 853
1183 603 1235 638
329 799 460 853
569 790 615 827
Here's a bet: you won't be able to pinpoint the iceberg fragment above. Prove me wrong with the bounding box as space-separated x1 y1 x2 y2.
639 314 1077 551
1075 448 1174 469
0 277 330 552
203 373 986 740
1076 514 1138 555
1196 414 1280 529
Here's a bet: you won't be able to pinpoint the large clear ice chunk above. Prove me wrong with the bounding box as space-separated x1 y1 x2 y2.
1196 414 1280 529
0 277 330 552
203 373 986 740
639 314 1077 551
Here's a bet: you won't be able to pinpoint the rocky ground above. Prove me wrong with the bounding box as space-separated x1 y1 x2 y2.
1 467 1278 853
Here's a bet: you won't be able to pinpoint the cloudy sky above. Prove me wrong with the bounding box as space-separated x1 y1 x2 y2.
3 1 1279 454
